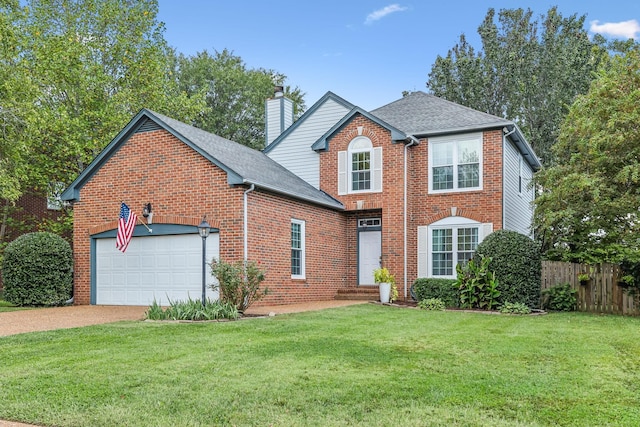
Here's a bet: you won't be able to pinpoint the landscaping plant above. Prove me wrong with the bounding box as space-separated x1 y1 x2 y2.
542 283 577 311
417 297 446 311
456 255 501 310
1 232 72 306
210 259 268 312
500 302 532 315
145 297 238 321
411 278 458 307
475 229 541 307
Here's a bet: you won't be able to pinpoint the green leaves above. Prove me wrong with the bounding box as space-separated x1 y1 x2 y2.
175 49 305 150
210 259 268 313
535 45 640 263
456 255 501 310
427 6 605 166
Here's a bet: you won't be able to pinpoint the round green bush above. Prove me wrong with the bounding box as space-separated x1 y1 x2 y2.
2 232 73 306
475 230 541 308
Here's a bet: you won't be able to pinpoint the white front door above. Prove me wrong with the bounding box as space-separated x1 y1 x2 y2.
358 230 381 285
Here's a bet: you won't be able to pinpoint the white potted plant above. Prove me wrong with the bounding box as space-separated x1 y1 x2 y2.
373 267 397 304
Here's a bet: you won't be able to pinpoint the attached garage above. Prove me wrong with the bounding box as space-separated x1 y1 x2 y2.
92 227 219 306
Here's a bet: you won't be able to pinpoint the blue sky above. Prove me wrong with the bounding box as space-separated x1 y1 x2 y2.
157 1 639 110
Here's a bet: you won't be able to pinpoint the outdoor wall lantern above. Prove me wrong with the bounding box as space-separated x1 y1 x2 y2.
197 216 211 307
142 203 153 225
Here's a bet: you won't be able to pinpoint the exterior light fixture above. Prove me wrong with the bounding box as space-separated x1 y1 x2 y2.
197 216 211 307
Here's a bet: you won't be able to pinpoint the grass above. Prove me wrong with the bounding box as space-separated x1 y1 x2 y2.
1 304 640 426
0 299 28 312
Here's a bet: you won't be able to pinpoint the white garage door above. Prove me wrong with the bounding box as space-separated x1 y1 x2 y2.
96 233 220 306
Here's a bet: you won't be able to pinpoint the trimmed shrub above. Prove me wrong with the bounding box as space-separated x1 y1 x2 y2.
2 232 73 306
411 278 458 308
475 230 541 308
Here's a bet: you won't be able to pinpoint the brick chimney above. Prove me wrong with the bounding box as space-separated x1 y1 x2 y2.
265 85 293 146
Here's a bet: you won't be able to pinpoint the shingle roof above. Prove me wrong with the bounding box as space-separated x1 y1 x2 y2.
371 91 512 137
62 109 344 210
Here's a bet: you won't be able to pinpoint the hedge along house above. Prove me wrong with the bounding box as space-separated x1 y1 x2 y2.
62 89 540 306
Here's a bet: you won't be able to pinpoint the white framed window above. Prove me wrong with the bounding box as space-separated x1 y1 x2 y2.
291 219 306 279
338 137 382 195
429 133 482 193
417 217 493 279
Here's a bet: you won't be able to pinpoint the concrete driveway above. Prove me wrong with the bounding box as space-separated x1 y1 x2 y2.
0 305 148 337
0 300 368 337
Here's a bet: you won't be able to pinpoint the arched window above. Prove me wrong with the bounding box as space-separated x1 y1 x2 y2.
337 137 382 195
349 137 372 191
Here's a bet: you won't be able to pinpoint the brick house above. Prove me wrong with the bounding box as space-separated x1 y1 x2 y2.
61 90 540 306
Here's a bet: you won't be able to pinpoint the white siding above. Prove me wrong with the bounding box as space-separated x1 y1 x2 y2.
503 138 535 236
266 98 351 188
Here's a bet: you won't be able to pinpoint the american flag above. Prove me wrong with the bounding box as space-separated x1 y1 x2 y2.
116 202 137 253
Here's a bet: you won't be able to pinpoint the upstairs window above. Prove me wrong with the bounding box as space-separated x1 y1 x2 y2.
338 136 382 195
429 133 482 193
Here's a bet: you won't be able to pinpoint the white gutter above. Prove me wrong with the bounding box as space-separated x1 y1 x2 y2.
243 184 255 262
404 136 419 300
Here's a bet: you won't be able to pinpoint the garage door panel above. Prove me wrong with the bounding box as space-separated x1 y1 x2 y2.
96 233 219 306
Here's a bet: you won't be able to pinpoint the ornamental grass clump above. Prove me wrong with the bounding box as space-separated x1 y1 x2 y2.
146 297 238 321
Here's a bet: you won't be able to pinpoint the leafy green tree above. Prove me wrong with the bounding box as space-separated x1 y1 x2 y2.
0 0 205 243
175 49 305 149
15 0 204 191
0 0 28 204
427 7 606 165
534 44 640 263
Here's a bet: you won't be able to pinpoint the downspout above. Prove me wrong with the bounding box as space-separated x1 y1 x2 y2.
404 135 419 300
502 126 516 231
243 184 255 263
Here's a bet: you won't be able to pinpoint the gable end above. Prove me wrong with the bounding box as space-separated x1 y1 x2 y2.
136 118 162 134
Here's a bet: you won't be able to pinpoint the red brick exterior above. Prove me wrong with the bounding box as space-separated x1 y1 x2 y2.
319 114 504 298
70 113 506 306
71 128 348 305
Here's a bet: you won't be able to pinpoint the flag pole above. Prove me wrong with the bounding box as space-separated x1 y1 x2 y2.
137 216 152 233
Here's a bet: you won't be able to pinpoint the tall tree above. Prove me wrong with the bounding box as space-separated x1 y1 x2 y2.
533 44 640 263
175 49 305 150
15 0 205 190
0 0 27 203
427 7 606 165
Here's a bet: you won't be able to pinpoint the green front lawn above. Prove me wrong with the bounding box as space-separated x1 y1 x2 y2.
1 304 640 426
0 299 27 312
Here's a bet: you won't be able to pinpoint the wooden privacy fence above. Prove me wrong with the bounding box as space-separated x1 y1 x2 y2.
541 261 638 316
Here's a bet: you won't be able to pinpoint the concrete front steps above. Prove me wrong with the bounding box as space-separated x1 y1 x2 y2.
335 287 380 301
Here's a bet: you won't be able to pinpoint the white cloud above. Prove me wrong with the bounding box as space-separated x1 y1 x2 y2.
365 4 408 25
590 19 640 39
